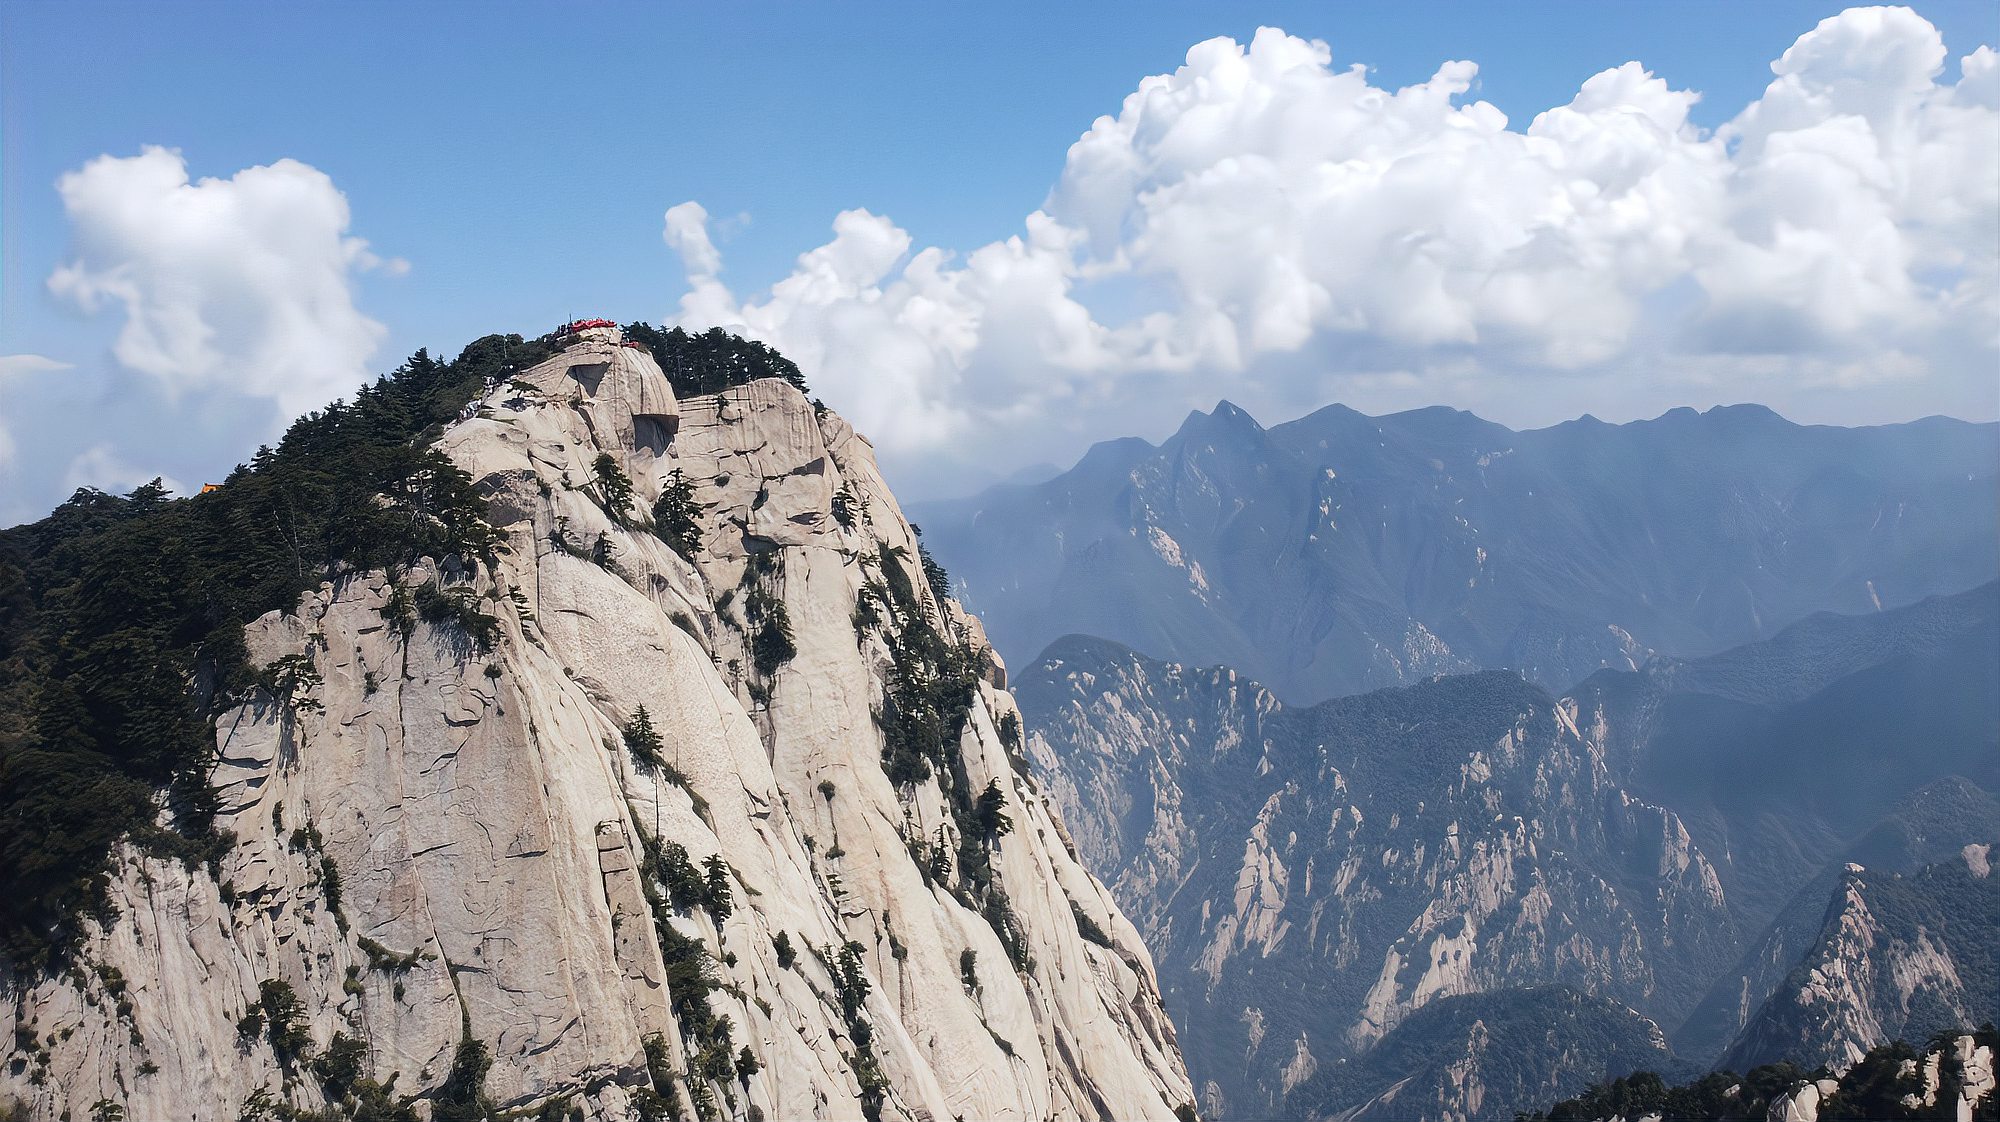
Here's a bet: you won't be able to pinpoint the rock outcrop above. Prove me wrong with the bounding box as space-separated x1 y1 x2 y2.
1757 1033 1995 1122
1 337 1192 1120
1676 776 2000 1064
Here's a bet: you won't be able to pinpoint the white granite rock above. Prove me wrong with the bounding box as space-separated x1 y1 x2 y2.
2 339 1191 1121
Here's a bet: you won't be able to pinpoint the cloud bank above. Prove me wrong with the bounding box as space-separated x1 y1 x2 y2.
663 6 1998 483
48 146 398 421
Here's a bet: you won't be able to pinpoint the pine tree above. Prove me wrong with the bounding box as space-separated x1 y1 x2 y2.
624 706 665 771
701 854 733 920
593 453 635 523
974 779 1013 841
652 469 702 561
835 940 871 1020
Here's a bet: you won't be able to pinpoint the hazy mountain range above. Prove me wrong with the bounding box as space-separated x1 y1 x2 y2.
915 401 1997 703
1017 574 1995 1118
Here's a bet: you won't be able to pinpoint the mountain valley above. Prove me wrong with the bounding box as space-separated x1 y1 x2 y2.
1018 583 1998 1119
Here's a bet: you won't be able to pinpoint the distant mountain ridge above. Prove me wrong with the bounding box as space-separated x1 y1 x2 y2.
1571 581 2000 1059
914 401 1998 703
1019 650 1737 1119
1019 586 1998 1119
1287 986 1684 1122
1675 776 2000 1067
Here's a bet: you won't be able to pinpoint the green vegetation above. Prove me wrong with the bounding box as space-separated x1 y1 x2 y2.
633 1032 688 1122
824 939 889 1122
995 711 1022 756
750 601 797 677
589 531 619 573
1516 1026 2000 1121
410 580 496 652
0 333 556 965
431 1030 493 1122
653 469 702 561
533 1096 580 1122
625 705 666 772
913 530 951 600
973 779 1012 842
357 935 431 974
319 855 345 921
622 323 806 397
313 1030 367 1098
1070 900 1113 949
631 820 745 1120
861 545 1031 971
739 554 797 679
830 484 858 530
701 855 734 922
244 978 312 1070
592 453 635 524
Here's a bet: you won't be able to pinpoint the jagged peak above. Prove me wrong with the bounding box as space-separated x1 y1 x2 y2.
1173 399 1266 441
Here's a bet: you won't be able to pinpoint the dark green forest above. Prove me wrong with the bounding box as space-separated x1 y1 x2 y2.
624 323 806 396
1516 1025 2000 1121
0 323 801 966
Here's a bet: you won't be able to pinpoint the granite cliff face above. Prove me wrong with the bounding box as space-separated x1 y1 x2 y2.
0 332 1191 1120
1017 642 1733 1119
1725 848 2000 1074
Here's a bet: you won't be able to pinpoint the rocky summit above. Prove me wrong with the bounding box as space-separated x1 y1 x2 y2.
0 328 1192 1121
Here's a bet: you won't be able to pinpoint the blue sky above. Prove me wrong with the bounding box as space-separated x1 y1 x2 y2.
3 1 1997 520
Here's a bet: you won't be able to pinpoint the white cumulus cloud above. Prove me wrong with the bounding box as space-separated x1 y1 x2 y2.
660 6 1998 485
663 200 723 279
47 146 397 421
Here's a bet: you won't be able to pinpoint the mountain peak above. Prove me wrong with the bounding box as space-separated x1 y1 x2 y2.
1171 399 1266 444
3 323 1194 1122
1701 402 1789 426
